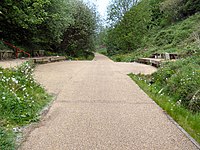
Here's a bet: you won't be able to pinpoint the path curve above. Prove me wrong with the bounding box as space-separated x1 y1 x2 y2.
20 54 198 150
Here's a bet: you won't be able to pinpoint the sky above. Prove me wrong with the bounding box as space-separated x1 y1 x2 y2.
83 0 110 18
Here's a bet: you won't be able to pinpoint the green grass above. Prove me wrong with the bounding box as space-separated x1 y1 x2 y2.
129 73 200 144
0 61 52 149
0 127 15 150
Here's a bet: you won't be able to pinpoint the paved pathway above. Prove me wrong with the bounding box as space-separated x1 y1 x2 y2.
0 59 28 68
20 54 198 150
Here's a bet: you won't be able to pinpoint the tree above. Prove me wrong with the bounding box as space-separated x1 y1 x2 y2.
107 0 138 27
60 0 97 56
32 0 75 50
0 0 51 45
160 0 200 25
0 0 98 57
106 0 154 55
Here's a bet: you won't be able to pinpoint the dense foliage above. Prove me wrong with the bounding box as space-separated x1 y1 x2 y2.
105 0 200 55
0 0 97 56
60 1 97 57
107 0 138 27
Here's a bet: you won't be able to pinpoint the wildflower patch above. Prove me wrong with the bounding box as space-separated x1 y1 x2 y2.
0 61 51 149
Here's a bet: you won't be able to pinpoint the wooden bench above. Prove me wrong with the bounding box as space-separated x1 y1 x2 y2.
32 57 51 64
151 53 179 60
32 56 66 64
0 50 14 60
137 58 165 67
50 56 66 62
165 53 179 60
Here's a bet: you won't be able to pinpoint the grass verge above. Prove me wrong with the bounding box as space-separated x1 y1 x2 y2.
129 73 200 144
0 61 52 149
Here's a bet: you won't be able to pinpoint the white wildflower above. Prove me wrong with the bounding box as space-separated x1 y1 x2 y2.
13 127 21 133
12 77 18 84
158 88 164 94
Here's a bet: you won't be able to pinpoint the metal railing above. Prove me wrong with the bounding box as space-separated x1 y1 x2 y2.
1 39 31 58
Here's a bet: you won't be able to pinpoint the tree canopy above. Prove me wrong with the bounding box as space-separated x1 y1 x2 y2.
0 0 98 56
105 0 200 55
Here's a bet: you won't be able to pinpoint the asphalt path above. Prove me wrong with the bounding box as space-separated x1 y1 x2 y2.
20 54 198 150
